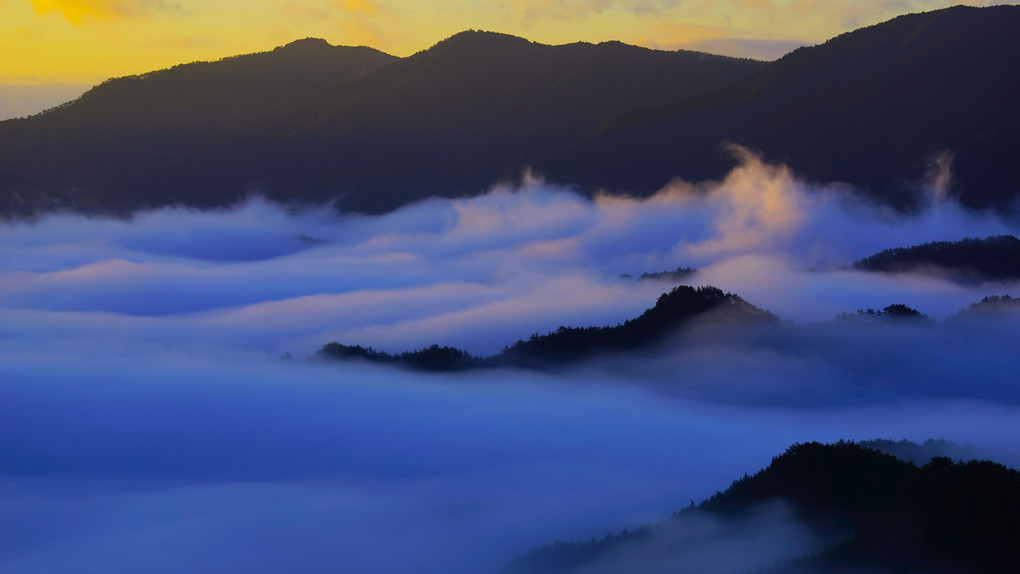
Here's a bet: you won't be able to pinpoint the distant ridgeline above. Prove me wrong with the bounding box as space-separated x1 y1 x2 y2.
619 266 697 282
834 303 935 323
2 5 1020 217
505 441 1020 574
314 285 1019 373
853 235 1020 282
317 286 776 371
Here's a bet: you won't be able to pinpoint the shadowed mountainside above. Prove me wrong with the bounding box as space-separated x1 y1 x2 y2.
549 5 1020 211
506 441 1020 574
2 5 1019 218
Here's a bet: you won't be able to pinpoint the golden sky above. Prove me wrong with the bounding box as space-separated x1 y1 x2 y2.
0 0 1012 84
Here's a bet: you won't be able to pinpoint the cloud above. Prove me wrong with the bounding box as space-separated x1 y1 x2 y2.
2 153 1019 572
29 0 180 23
543 501 836 574
503 0 679 22
275 0 389 47
676 145 805 257
1 148 1016 356
3 338 1020 573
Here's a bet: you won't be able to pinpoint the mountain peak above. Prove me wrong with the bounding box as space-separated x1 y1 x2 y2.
277 37 334 51
427 29 533 53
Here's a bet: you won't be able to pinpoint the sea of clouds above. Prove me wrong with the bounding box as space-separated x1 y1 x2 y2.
2 151 1018 573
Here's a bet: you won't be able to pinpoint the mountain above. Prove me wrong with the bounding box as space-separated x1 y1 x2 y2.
315 288 1020 375
2 5 1018 218
0 32 762 217
853 235 1020 282
545 5 1020 210
506 441 1020 574
317 285 776 371
0 39 398 215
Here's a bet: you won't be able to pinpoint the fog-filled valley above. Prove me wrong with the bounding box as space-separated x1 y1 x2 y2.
3 149 1019 573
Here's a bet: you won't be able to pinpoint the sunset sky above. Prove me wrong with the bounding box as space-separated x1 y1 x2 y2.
2 0 1012 86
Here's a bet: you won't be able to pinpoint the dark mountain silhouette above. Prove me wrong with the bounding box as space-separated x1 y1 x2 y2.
3 5 1019 218
495 285 775 367
315 289 1020 373
506 441 1020 574
317 285 776 371
853 235 1020 282
550 5 1020 211
0 39 399 215
0 32 761 217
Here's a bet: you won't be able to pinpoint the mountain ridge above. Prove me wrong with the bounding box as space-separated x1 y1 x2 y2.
2 5 1018 218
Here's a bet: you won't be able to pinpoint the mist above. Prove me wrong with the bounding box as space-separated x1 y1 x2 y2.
2 153 1019 573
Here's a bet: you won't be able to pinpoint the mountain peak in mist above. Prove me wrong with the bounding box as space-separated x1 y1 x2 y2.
317 285 777 371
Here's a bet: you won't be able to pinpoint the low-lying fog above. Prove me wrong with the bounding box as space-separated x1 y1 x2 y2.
2 151 1018 573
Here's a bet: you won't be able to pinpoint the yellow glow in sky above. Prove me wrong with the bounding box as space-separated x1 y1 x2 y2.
0 0 1013 84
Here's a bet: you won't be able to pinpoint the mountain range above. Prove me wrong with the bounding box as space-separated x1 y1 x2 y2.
1 5 1018 218
316 285 777 371
315 284 1019 373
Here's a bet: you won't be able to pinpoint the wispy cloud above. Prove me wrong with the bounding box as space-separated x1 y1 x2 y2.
503 0 679 22
29 0 181 23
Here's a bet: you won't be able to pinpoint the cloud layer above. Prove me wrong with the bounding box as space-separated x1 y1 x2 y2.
2 155 1019 573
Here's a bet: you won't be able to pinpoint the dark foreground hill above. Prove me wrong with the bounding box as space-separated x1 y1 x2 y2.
506 441 1020 574
854 235 1020 282
317 285 776 371
2 5 1020 218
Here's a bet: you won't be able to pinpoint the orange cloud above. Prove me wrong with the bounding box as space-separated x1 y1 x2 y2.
338 0 380 16
30 0 176 23
679 146 806 257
